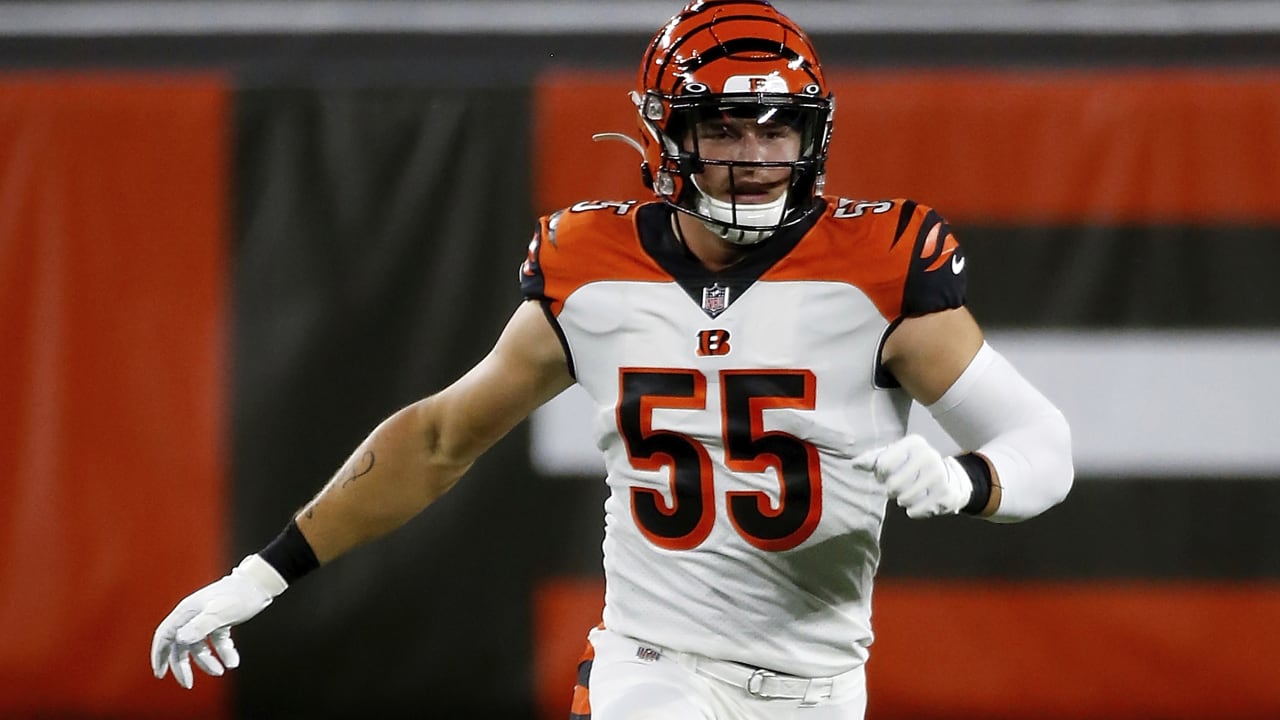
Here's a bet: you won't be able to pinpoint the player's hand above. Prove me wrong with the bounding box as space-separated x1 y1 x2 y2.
853 435 972 519
150 554 287 689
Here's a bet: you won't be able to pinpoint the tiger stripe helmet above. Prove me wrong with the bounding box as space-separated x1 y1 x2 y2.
633 0 834 242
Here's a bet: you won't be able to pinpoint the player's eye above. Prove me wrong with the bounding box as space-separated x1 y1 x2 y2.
761 125 792 140
696 122 734 140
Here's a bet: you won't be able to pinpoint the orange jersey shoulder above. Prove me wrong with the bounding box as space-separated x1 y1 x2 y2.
520 200 668 314
763 197 968 321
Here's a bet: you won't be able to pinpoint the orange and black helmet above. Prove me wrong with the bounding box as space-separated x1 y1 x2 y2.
632 0 834 241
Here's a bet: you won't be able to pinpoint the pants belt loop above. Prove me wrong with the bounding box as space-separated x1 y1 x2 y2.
801 676 835 706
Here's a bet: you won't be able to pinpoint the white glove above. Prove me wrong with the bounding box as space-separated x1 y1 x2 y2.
854 434 972 519
151 554 288 689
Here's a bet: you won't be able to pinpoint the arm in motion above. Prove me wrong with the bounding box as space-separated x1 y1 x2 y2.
857 307 1073 521
151 300 573 687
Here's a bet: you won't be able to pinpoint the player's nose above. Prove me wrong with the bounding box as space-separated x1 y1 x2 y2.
731 133 769 161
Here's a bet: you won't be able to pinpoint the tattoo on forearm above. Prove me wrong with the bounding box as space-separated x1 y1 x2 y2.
341 450 376 488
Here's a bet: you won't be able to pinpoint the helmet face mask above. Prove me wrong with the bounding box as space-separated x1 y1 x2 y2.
634 0 834 244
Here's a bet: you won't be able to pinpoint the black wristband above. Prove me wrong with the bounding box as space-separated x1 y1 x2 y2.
954 452 993 515
259 520 320 584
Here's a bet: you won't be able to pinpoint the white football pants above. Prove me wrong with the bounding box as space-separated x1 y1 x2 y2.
579 626 867 720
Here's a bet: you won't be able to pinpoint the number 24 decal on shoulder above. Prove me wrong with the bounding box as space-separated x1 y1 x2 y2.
616 367 822 552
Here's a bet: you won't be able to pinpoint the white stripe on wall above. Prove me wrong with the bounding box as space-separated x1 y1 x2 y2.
530 331 1280 478
3 1 1280 36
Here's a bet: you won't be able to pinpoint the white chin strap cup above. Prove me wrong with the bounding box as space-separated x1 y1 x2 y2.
694 185 788 246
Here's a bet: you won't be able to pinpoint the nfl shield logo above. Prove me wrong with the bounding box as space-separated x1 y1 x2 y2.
701 283 730 317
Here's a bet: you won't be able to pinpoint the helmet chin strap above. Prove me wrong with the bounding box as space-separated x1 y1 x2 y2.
691 178 789 245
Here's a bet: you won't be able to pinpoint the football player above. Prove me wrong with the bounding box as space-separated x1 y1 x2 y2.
152 2 1073 718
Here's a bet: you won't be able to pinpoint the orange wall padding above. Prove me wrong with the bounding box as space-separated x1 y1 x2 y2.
533 578 1280 720
534 68 1280 224
0 74 230 719
866 580 1280 720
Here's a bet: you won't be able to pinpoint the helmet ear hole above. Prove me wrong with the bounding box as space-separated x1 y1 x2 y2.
640 163 654 190
655 171 676 197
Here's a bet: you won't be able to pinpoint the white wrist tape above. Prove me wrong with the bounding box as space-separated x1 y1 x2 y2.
926 342 1073 522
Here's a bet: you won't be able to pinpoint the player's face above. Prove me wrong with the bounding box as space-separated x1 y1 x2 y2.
688 111 802 204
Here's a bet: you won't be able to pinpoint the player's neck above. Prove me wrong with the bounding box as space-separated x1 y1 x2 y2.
673 212 750 273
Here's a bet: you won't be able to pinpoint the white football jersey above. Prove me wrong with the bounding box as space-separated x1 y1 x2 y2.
521 197 968 677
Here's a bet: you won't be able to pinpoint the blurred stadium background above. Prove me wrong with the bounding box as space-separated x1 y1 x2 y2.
2 1 1278 718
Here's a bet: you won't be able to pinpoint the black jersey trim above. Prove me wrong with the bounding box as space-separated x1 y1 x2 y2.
538 299 576 380
518 219 547 300
636 200 826 318
873 317 905 389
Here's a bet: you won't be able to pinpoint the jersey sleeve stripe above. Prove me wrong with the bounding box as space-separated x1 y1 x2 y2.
891 199 918 247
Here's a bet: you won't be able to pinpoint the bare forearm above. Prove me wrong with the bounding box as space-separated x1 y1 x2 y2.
282 303 571 565
293 399 471 564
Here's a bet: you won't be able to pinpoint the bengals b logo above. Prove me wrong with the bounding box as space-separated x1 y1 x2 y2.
696 329 731 357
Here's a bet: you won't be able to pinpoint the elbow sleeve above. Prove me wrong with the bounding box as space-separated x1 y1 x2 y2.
927 342 1074 522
